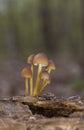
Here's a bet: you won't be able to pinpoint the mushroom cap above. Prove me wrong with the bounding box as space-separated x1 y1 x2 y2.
40 71 50 80
33 52 48 66
27 54 35 64
46 60 56 71
21 67 32 78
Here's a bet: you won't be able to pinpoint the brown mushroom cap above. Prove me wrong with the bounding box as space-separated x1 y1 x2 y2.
21 67 32 78
46 60 56 71
40 71 50 80
33 52 48 66
27 54 35 64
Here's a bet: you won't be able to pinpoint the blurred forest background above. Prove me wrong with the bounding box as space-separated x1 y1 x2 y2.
0 0 84 97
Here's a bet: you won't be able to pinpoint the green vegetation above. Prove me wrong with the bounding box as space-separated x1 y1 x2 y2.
72 79 84 90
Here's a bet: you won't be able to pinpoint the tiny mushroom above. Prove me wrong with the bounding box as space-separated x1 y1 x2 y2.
27 54 35 96
27 53 35 72
33 52 48 96
38 71 50 95
46 60 56 74
21 67 32 96
21 52 56 96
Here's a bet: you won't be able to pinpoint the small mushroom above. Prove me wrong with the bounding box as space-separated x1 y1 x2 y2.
46 60 56 74
33 52 48 96
38 71 50 95
27 54 35 96
27 53 35 72
21 67 32 96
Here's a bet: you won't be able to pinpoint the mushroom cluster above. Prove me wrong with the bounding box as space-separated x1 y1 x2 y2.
21 52 56 96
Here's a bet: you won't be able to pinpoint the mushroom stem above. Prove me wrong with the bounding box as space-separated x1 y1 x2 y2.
31 64 34 73
30 65 34 96
38 80 47 95
30 78 33 96
25 78 28 96
33 64 42 96
47 69 51 74
27 54 35 96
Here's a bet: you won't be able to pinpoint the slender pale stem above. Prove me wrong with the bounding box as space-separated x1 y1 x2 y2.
25 78 28 96
38 80 47 95
30 65 34 96
30 78 33 96
33 64 42 96
31 64 34 73
48 69 51 74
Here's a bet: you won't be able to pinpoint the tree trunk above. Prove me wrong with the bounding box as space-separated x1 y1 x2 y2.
6 0 21 58
39 0 58 54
